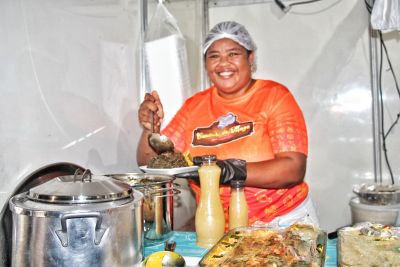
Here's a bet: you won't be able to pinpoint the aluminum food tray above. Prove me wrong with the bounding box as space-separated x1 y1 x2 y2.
199 224 327 267
337 223 400 267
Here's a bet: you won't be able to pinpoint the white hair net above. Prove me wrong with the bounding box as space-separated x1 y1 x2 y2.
202 21 257 55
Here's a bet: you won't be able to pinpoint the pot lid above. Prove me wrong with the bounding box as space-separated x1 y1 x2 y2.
27 170 133 204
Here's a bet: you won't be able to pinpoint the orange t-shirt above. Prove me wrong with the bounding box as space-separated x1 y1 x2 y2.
162 79 309 225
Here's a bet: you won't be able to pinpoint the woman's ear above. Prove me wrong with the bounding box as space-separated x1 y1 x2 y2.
248 51 255 66
248 51 256 72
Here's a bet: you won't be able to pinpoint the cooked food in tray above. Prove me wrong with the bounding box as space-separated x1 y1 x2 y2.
199 224 327 267
338 222 400 267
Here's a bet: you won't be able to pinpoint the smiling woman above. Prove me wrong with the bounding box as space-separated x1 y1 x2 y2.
137 21 319 227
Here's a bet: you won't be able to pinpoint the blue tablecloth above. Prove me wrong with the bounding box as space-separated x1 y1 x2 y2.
144 231 338 266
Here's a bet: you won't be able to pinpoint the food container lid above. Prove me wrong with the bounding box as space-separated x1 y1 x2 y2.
27 170 133 204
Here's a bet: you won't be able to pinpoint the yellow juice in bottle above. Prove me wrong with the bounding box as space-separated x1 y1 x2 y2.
229 180 248 230
195 155 225 248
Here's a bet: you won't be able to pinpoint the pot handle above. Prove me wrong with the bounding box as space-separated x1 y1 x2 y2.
146 183 181 197
55 212 107 247
151 188 181 198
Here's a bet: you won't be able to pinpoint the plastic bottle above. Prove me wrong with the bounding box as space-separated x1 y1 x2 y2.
229 180 248 230
195 155 225 248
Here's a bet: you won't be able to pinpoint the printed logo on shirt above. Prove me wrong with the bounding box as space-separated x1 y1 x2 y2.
192 112 254 146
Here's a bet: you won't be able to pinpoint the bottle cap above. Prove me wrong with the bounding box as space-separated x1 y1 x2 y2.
201 155 217 163
230 179 245 188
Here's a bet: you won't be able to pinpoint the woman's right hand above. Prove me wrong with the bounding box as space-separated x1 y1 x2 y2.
138 91 164 133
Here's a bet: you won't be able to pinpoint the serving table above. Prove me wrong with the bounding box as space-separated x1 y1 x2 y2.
144 231 338 267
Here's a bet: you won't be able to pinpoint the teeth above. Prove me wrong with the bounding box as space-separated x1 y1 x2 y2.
219 71 233 77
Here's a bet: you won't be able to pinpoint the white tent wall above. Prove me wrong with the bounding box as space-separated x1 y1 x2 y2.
208 0 400 232
0 0 143 209
0 0 204 231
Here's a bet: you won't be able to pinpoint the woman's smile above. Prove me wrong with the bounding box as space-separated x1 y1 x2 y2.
218 71 234 78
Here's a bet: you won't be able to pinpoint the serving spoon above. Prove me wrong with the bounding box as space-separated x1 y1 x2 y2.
148 111 174 154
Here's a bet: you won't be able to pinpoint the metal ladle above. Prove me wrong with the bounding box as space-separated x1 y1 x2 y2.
148 111 174 154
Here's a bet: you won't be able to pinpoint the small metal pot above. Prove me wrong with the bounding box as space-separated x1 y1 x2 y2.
9 170 144 267
105 173 180 244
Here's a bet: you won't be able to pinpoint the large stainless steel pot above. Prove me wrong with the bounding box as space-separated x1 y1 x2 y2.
1 162 85 267
105 173 180 245
9 170 144 267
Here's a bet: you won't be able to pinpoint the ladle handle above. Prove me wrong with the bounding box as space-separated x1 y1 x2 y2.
151 111 155 133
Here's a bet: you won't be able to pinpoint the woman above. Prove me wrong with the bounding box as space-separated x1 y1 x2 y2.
137 21 319 227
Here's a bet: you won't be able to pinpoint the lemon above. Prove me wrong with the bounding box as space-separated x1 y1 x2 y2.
143 251 168 267
143 251 186 267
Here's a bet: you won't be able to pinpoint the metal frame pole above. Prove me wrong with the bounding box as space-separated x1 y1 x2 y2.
368 7 383 184
201 0 210 89
140 0 149 97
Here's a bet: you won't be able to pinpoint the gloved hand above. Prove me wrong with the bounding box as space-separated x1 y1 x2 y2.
175 157 247 185
217 159 247 184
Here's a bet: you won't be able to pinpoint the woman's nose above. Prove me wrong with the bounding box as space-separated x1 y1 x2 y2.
218 55 230 66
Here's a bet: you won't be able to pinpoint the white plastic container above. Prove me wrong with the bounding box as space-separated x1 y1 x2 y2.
350 197 400 226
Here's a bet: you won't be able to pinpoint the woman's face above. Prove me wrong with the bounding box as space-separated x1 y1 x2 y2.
205 38 254 99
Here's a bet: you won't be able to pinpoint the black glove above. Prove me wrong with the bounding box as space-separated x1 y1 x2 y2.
216 159 247 185
175 158 247 185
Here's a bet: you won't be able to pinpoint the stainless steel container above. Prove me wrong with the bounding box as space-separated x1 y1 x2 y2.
9 170 144 267
349 197 400 226
105 173 180 245
353 183 400 205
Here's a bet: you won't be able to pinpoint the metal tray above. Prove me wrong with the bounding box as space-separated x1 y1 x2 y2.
337 223 400 267
199 224 327 267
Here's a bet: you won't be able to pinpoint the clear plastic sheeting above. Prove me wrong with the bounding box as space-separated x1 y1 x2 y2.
371 0 400 32
144 2 191 127
0 0 142 218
